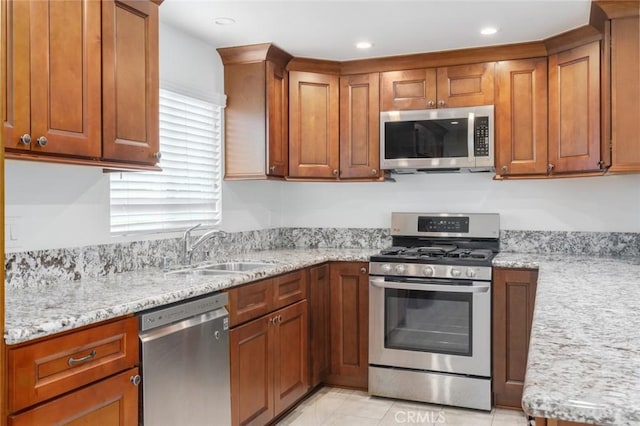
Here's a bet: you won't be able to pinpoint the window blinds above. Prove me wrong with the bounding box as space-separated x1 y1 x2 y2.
110 88 223 234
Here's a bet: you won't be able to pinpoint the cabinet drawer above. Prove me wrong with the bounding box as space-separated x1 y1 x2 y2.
273 270 308 310
8 367 139 426
8 317 138 413
228 278 274 327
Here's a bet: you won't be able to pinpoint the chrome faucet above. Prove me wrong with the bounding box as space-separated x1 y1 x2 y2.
181 224 227 265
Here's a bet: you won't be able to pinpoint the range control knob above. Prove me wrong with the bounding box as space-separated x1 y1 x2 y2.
422 266 434 277
450 268 461 278
394 264 406 275
466 268 476 278
381 264 392 273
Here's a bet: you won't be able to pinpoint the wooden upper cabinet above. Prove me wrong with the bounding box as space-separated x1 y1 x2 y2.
495 58 548 176
339 73 380 179
380 68 437 111
380 63 494 111
4 0 101 158
548 41 602 174
289 71 340 178
218 43 292 179
267 60 289 177
436 62 495 108
102 0 160 165
609 16 640 173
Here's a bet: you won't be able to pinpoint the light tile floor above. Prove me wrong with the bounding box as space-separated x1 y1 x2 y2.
277 387 528 426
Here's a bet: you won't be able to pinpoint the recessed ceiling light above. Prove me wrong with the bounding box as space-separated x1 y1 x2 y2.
356 41 373 49
480 27 498 36
215 17 236 26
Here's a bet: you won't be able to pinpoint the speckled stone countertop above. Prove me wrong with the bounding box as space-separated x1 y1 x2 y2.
494 252 640 426
5 248 377 345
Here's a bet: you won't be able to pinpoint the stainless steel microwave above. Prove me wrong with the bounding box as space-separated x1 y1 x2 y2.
380 105 494 171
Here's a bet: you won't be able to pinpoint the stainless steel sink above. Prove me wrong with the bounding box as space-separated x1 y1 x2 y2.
166 261 274 276
200 262 274 272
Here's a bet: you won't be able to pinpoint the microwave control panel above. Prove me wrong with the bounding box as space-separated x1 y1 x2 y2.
474 117 490 157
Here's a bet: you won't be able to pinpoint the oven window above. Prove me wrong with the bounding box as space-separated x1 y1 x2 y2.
384 119 469 159
384 289 472 356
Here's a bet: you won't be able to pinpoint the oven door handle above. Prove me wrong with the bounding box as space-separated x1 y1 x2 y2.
369 277 490 293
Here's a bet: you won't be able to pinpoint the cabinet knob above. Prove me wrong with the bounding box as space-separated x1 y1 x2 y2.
153 152 162 160
278 315 283 323
501 166 508 174
19 134 31 145
36 136 48 147
269 165 276 173
332 169 339 176
438 100 446 107
130 375 141 386
547 163 554 173
371 169 377 176
360 267 367 274
427 101 435 108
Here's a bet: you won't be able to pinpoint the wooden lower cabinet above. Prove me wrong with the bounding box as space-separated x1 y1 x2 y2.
8 367 139 426
492 268 538 408
229 300 309 426
326 262 369 389
309 263 331 387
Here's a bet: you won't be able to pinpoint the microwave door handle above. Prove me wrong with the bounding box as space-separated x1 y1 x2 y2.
467 113 475 163
370 277 490 294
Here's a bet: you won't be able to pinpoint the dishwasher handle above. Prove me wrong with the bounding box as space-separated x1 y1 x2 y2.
139 292 228 332
140 307 228 344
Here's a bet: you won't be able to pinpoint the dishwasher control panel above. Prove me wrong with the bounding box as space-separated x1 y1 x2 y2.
139 292 228 332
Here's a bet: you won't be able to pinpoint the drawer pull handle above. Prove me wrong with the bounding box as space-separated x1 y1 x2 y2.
68 350 97 366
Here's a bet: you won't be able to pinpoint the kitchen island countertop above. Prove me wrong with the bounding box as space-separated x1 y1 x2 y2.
494 252 640 426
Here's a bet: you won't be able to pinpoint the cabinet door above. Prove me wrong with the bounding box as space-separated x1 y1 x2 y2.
267 60 289 177
492 268 538 409
3 0 30 151
380 68 437 111
339 73 380 179
309 263 330 387
289 71 339 178
326 262 369 389
495 58 548 176
8 368 139 426
230 315 274 426
436 62 495 108
102 0 160 164
12 0 101 157
272 301 309 415
548 41 601 173
609 16 640 172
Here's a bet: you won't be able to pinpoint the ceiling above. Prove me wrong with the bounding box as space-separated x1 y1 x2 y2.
159 0 592 61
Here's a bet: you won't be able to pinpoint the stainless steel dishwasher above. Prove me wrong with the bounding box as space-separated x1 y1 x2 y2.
139 292 230 426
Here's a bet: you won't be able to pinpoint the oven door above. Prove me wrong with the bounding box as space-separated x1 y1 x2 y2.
369 276 490 377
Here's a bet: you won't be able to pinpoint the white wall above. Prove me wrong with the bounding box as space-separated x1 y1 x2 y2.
277 173 640 232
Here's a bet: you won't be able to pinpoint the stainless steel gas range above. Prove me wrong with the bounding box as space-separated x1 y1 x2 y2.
369 212 499 411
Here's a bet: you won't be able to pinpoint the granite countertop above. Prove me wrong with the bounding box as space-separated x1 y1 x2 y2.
8 247 640 425
4 248 377 345
494 252 640 426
